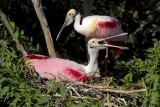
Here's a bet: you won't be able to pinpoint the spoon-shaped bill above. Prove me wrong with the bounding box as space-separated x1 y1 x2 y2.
56 17 69 41
97 33 128 41
101 44 129 50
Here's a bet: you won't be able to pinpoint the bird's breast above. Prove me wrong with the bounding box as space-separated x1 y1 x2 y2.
81 19 99 37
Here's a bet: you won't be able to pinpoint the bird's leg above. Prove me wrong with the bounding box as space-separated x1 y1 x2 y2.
104 40 109 76
105 47 108 76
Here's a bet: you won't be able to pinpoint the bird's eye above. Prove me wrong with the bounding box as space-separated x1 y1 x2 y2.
69 13 71 16
92 41 95 43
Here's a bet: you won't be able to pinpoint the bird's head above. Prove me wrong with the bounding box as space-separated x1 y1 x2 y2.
56 9 79 41
66 9 77 26
88 33 129 51
88 39 107 52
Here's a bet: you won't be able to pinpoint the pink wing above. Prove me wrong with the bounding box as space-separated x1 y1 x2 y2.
27 54 88 82
96 18 128 42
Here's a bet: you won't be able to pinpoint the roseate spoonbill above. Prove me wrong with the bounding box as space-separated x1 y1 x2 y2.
28 33 128 82
56 9 128 74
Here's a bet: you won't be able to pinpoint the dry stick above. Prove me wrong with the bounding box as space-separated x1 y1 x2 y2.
0 10 28 57
142 80 148 96
98 88 146 94
74 82 146 94
31 0 56 58
75 82 112 89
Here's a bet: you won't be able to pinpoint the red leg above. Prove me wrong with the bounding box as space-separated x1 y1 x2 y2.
105 47 108 76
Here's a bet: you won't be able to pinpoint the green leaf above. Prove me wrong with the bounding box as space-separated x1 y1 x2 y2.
26 98 31 107
10 21 15 29
57 85 68 97
0 86 9 98
9 95 21 107
153 77 159 91
38 96 49 107
0 77 7 83
14 30 19 38
133 98 137 105
20 30 24 35
71 103 88 107
34 90 41 97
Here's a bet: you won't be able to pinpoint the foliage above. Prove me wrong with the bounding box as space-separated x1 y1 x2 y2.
118 41 160 106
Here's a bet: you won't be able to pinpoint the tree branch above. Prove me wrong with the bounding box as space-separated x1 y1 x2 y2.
31 0 57 58
74 82 146 94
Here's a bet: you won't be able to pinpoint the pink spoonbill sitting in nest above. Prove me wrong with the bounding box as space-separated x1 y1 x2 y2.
27 33 128 82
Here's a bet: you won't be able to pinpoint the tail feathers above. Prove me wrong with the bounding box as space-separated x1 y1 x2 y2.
27 54 51 59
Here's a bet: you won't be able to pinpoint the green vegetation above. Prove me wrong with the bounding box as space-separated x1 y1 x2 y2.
119 41 160 106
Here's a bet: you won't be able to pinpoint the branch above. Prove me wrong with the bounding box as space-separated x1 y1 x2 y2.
75 82 113 89
74 82 146 94
0 10 28 57
31 0 57 58
98 88 146 94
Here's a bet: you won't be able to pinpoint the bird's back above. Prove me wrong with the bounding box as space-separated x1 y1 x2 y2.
81 15 128 43
27 54 87 82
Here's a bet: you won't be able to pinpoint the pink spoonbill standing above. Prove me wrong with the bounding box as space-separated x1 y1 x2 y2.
56 9 128 74
28 34 128 82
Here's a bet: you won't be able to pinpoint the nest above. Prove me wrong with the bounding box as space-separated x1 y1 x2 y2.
26 72 147 107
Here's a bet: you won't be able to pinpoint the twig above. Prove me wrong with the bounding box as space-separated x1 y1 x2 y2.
73 82 146 94
98 88 146 94
53 93 98 100
111 92 127 105
110 95 124 105
0 10 28 57
70 87 82 97
104 103 118 107
31 0 56 58
142 79 148 96
75 82 112 89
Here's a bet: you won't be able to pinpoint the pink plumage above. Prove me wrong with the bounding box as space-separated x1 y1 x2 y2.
27 54 88 82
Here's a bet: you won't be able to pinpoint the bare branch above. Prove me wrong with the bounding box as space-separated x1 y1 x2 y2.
31 0 57 58
142 80 148 96
74 82 146 94
98 88 146 94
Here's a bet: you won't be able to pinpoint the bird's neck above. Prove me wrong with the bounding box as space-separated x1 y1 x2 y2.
86 49 98 77
74 14 84 34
